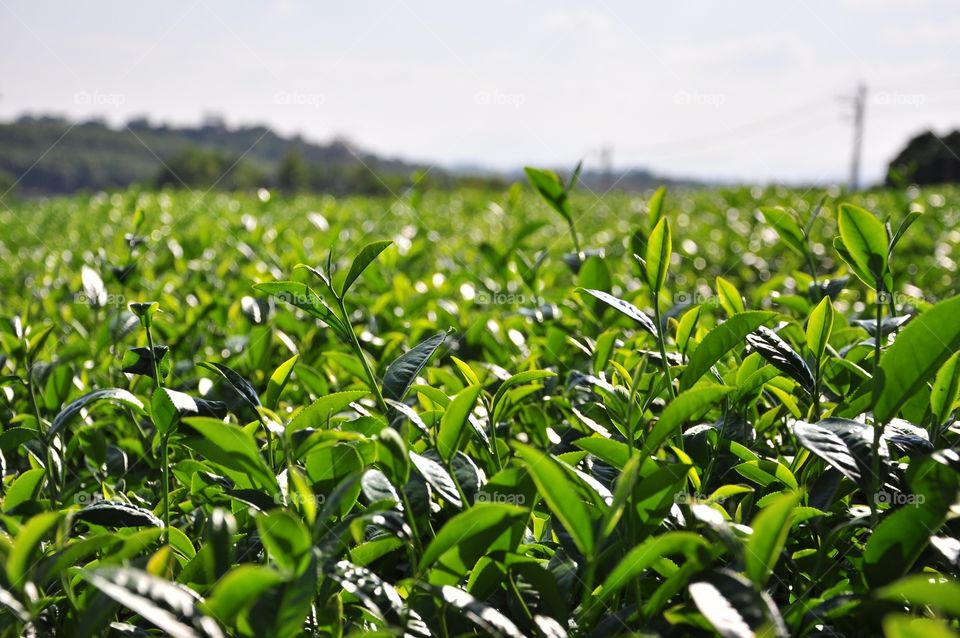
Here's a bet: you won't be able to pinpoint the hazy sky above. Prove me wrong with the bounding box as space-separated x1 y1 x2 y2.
3 0 959 184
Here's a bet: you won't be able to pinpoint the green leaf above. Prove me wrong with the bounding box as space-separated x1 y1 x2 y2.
676 305 702 354
264 354 299 410
26 324 55 361
888 209 923 255
74 501 163 528
256 511 312 575
578 288 658 337
151 387 198 435
832 237 875 294
524 167 572 227
930 350 960 426
689 569 787 638
791 419 874 489
324 561 414 629
647 186 666 227
7 512 62 589
645 217 671 292
863 453 959 586
883 615 959 638
734 460 799 490
450 356 480 386
573 436 631 469
340 240 393 296
409 451 461 507
878 575 960 617
579 256 612 311
746 326 815 393
253 281 345 335
182 417 277 492
382 331 448 402
80 567 224 638
836 203 890 289
874 295 960 423
490 370 555 424
805 296 834 362
514 442 596 558
128 301 159 321
641 385 735 457
437 385 482 461
204 565 287 625
287 390 368 432
744 491 799 586
48 388 145 439
715 276 746 316
2 467 46 511
122 345 171 379
590 532 708 610
198 362 261 409
419 502 527 585
600 453 641 539
679 311 776 391
760 207 806 257
377 427 410 486
430 585 525 638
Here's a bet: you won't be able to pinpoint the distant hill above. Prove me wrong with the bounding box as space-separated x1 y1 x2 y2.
0 114 690 197
0 115 426 196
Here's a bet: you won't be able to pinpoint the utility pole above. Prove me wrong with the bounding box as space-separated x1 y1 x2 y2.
845 83 867 191
599 145 613 190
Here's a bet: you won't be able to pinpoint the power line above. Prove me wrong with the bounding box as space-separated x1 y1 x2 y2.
615 95 835 153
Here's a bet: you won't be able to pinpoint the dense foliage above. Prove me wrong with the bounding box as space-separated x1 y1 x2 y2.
0 179 958 637
886 129 960 186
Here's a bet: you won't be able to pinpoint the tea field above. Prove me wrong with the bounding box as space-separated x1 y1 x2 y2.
0 175 959 637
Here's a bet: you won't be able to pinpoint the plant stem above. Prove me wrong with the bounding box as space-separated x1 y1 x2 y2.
160 432 171 539
144 322 162 391
486 397 503 471
869 284 884 524
652 298 676 401
653 294 682 460
399 489 424 557
337 298 388 413
28 363 59 503
145 319 170 538
568 220 582 258
812 365 821 418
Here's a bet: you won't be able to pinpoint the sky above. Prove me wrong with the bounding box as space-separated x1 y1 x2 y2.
2 0 959 185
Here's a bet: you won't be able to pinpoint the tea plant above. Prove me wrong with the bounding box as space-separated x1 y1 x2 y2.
0 179 957 637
